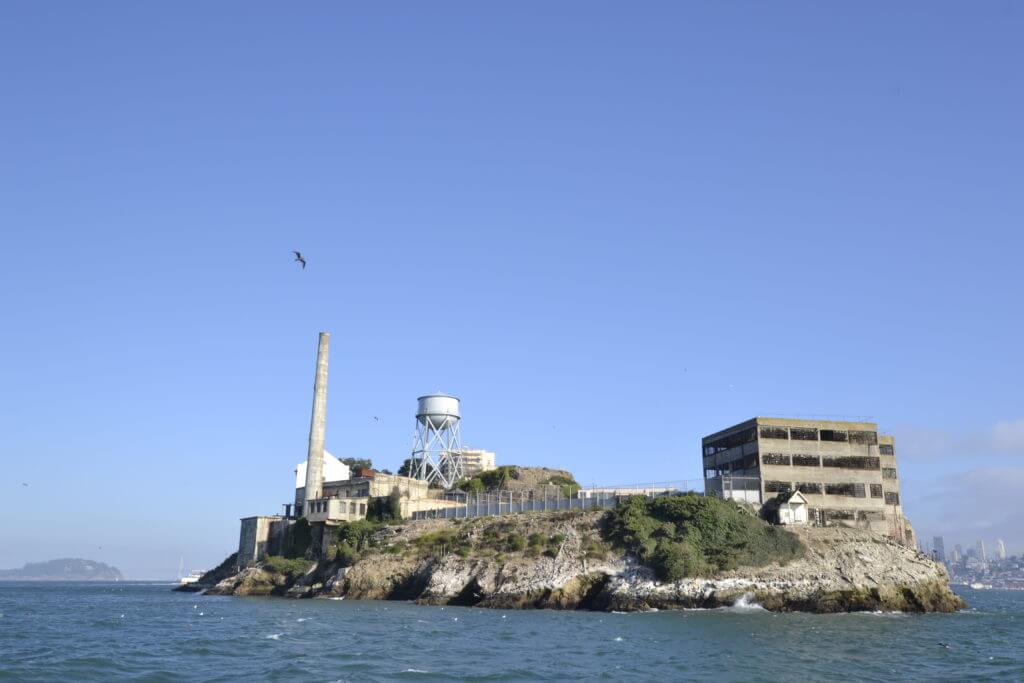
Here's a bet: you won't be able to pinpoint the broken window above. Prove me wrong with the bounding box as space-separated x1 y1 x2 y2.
820 429 848 442
796 482 822 494
825 483 860 497
761 453 791 466
825 509 855 521
759 426 789 440
853 483 866 498
703 427 757 455
822 456 880 470
882 467 898 479
879 444 895 455
790 427 819 441
849 431 878 445
764 480 790 493
884 492 900 505
870 484 883 498
792 454 821 467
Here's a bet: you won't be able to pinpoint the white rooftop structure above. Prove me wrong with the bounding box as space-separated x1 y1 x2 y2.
295 451 350 489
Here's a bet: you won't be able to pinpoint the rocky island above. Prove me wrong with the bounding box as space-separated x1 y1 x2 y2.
0 558 123 582
199 494 963 613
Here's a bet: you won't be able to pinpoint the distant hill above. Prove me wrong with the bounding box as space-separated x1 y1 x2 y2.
0 558 123 581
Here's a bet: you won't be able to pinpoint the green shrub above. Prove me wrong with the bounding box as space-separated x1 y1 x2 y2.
506 533 527 552
527 532 546 548
263 556 314 578
547 475 580 498
413 528 470 557
605 493 804 581
547 534 565 548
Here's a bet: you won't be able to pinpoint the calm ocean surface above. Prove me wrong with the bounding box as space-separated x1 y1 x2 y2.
0 582 1021 682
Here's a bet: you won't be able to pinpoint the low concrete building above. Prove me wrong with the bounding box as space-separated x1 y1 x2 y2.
702 417 914 543
237 515 292 568
304 470 441 523
460 448 496 477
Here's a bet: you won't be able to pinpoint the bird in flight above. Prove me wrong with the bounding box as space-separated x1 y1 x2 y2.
21 482 28 487
292 251 306 269
373 416 380 422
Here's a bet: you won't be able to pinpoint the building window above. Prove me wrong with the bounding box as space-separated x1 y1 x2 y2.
349 502 356 513
761 453 791 466
882 467 898 480
870 484 883 498
359 503 366 514
879 444 895 455
764 480 790 493
759 426 789 440
822 456 880 470
790 427 819 441
820 429 848 442
792 454 821 467
796 482 822 494
849 431 878 445
884 492 900 505
825 483 864 497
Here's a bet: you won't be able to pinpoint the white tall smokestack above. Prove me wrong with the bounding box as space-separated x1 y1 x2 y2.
303 332 330 510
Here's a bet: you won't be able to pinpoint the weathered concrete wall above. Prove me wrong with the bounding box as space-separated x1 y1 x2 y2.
237 516 294 568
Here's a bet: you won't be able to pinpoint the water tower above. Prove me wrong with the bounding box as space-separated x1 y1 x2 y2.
410 393 464 489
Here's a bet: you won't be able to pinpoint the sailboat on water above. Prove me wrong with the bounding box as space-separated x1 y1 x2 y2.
177 557 205 586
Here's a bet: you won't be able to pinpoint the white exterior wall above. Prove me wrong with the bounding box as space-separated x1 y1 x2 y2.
295 451 350 489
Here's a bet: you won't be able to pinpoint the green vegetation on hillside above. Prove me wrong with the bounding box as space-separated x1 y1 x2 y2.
606 494 804 581
328 520 386 565
455 466 580 497
263 556 314 578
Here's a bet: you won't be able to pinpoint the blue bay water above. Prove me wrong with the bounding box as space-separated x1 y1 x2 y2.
0 583 1021 681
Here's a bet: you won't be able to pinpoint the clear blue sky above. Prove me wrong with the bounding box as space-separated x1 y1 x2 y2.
2 2 1022 577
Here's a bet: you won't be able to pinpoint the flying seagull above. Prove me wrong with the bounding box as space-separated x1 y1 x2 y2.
292 251 306 269
373 416 380 422
22 482 28 487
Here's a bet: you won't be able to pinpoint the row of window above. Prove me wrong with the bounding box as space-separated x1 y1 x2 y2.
765 480 896 502
704 425 891 456
759 426 879 445
760 453 881 470
309 500 368 515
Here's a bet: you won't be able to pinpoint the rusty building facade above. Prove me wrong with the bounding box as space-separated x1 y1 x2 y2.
703 417 914 544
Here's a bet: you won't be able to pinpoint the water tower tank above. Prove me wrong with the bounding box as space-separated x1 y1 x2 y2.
416 394 461 430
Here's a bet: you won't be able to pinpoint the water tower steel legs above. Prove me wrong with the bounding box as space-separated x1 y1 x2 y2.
411 417 464 489
303 332 330 508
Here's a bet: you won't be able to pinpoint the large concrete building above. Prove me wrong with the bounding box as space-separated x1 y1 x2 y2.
702 417 914 544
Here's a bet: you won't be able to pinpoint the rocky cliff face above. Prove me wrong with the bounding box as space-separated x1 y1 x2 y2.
205 511 964 613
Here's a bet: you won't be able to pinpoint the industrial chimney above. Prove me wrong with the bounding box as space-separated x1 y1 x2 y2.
303 332 330 512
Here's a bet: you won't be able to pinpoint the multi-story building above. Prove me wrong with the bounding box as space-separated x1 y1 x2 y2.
997 539 1007 561
977 540 987 563
702 417 914 543
933 536 946 563
460 448 497 477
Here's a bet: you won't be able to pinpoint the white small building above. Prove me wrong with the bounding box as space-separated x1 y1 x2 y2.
769 490 809 526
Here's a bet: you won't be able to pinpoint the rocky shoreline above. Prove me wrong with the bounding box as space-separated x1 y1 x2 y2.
199 511 965 613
